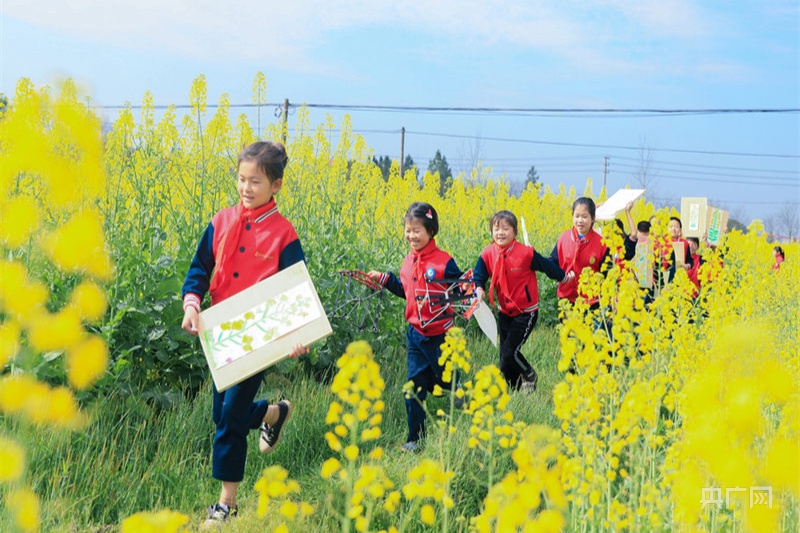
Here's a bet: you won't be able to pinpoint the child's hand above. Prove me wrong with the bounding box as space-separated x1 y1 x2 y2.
288 344 309 359
182 307 199 335
561 271 576 285
625 201 633 212
366 270 382 282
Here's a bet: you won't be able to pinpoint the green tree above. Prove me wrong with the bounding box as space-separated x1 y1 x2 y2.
0 93 8 118
402 154 419 182
372 155 392 181
526 165 540 187
428 149 453 197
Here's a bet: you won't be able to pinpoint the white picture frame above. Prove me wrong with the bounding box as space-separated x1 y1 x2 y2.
197 261 332 392
680 197 708 238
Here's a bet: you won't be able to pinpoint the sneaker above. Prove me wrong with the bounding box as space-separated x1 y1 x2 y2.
521 369 538 393
204 503 237 527
400 440 422 453
259 400 293 454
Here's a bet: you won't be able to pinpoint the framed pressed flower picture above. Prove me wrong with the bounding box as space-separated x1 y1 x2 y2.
198 261 332 391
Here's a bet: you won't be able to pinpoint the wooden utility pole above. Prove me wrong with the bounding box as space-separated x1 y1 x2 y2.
603 156 609 190
282 98 289 143
400 127 405 178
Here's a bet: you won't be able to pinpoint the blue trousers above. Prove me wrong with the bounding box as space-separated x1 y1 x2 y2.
211 371 269 482
405 326 447 443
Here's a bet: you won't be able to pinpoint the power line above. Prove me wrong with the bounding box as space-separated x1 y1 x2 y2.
611 155 799 175
94 101 800 116
87 104 800 159
611 170 796 188
403 130 799 159
611 162 798 182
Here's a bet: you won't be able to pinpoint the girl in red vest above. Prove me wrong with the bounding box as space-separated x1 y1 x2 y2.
367 202 464 452
773 246 785 270
686 237 702 297
473 210 571 391
549 197 610 307
181 141 308 524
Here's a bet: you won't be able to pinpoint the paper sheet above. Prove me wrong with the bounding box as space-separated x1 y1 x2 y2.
595 189 645 221
472 301 498 347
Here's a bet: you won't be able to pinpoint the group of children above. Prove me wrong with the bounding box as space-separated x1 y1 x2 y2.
179 140 729 524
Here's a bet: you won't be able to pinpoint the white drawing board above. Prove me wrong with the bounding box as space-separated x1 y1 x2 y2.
595 189 645 221
198 261 332 391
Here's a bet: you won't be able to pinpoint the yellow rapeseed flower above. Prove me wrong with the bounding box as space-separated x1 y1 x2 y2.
120 510 190 533
27 308 84 352
280 500 299 520
0 320 21 367
39 209 113 280
344 444 359 462
67 335 108 390
0 196 39 247
321 458 341 479
0 436 26 481
7 487 40 533
68 281 108 323
420 504 436 525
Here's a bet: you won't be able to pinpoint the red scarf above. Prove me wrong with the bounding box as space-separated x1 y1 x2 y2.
488 242 512 308
209 199 275 295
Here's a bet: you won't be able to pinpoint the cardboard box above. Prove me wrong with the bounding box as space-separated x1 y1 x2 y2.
633 239 653 288
198 261 332 391
706 206 729 246
672 241 686 268
680 197 708 238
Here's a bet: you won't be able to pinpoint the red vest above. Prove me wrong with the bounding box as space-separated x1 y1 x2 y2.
480 241 540 316
209 200 299 304
686 253 701 296
555 228 607 303
400 240 456 336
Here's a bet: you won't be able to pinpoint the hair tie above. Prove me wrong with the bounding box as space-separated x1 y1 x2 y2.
426 208 433 219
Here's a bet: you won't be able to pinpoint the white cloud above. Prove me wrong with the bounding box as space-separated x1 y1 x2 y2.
1 0 727 76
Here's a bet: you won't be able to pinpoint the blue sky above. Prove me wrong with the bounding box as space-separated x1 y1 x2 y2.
2 0 798 227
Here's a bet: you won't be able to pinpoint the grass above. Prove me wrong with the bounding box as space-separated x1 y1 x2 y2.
2 325 563 532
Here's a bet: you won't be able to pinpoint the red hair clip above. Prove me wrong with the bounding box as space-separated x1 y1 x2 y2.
426 208 433 219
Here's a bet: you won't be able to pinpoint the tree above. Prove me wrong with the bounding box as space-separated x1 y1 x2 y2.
633 135 659 195
457 133 483 176
765 202 800 241
372 155 392 181
0 93 8 119
403 154 419 182
526 165 540 187
428 150 453 197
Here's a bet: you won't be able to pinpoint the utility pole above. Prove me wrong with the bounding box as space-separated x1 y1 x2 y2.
282 98 289 143
603 156 609 190
400 127 405 178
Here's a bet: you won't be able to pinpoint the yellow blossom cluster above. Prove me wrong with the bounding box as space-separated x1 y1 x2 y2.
1 79 113 532
322 341 399 532
120 510 190 533
464 365 518 452
437 327 472 386
472 425 566 532
325 340 386 454
548 217 799 532
253 465 314 531
402 459 455 526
